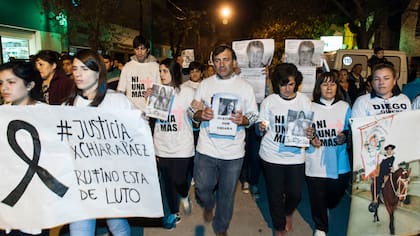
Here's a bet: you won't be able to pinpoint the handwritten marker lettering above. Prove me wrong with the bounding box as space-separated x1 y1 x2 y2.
2 120 68 207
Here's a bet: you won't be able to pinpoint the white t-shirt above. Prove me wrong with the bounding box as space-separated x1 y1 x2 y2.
182 80 201 90
258 92 311 165
194 74 258 160
305 101 351 178
117 60 160 111
352 93 411 117
73 90 135 110
153 86 195 158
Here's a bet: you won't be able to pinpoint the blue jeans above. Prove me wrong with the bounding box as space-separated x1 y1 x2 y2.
69 218 131 236
194 152 243 233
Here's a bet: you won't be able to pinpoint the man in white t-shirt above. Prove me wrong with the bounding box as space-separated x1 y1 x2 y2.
117 35 160 111
190 45 258 236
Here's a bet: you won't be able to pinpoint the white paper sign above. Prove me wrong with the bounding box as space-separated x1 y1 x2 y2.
0 106 163 230
209 93 239 136
145 84 175 120
284 109 314 147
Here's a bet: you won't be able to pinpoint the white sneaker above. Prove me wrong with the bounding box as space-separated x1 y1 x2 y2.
180 196 192 215
314 229 326 236
241 182 250 193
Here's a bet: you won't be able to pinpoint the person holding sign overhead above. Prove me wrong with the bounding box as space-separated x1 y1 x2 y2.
190 45 258 236
65 49 137 236
144 58 195 230
0 61 47 236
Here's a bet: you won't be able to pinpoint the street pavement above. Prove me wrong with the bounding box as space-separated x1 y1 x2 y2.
142 183 313 236
53 178 352 236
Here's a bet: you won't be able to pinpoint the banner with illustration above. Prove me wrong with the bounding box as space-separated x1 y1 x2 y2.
0 106 163 230
349 110 420 235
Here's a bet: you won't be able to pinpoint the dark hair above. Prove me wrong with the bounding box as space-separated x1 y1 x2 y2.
67 49 107 107
211 45 237 62
188 61 203 72
133 35 150 49
312 71 343 103
61 54 73 62
160 58 182 92
351 63 362 72
34 50 62 68
271 63 303 95
0 61 43 101
374 47 384 54
102 54 112 60
372 63 396 78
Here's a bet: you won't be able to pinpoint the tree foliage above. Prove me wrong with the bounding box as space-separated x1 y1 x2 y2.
251 0 337 64
42 0 125 51
328 0 411 49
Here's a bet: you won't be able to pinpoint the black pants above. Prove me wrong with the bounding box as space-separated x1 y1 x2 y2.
240 126 262 187
158 157 193 214
306 172 350 232
262 160 304 231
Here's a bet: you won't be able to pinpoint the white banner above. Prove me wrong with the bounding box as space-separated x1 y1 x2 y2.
349 110 420 235
0 106 163 230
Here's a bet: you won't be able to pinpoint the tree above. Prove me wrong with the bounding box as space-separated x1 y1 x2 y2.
251 0 336 64
328 0 411 49
42 0 126 51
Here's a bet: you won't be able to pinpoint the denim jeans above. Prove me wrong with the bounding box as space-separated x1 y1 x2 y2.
194 152 243 233
69 218 131 236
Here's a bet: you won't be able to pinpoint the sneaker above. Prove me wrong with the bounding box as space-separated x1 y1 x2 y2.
175 212 182 224
162 214 177 230
241 182 250 194
180 196 192 215
203 207 214 222
314 229 326 236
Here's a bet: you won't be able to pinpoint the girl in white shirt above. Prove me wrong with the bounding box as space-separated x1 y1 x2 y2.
146 58 195 230
66 49 132 236
0 61 47 236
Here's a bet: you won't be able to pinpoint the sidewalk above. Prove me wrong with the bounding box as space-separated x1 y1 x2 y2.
142 184 313 236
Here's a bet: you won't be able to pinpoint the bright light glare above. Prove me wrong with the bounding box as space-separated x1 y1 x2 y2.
221 7 231 18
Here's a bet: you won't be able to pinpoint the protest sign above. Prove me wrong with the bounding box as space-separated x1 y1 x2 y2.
348 110 420 235
0 106 163 230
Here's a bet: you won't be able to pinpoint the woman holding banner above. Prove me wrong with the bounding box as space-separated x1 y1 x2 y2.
0 61 47 236
145 58 195 230
352 63 411 215
66 49 134 236
305 72 351 236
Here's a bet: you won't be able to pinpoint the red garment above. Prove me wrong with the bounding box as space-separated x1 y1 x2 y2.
45 70 73 105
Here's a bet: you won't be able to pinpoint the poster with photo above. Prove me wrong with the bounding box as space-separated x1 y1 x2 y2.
284 109 314 147
209 93 240 136
181 49 194 69
348 110 420 236
285 40 324 100
285 39 324 67
232 39 275 103
145 84 175 121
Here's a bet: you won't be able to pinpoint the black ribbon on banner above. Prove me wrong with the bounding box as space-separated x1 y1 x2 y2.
2 120 68 207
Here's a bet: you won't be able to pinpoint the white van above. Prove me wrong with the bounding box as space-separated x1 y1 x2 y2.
326 49 408 88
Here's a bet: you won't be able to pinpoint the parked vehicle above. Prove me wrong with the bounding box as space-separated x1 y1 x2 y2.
326 49 408 88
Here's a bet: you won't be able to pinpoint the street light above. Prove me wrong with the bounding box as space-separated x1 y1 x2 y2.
220 5 232 25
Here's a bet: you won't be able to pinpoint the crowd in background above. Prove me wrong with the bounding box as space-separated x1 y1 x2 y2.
0 36 419 236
